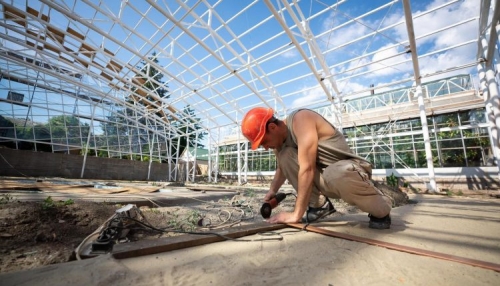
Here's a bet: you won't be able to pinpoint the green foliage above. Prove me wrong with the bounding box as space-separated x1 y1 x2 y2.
386 173 398 188
172 105 208 156
0 194 14 204
149 208 161 214
243 188 255 198
42 196 56 210
446 190 453 196
167 213 181 229
166 210 201 231
137 51 170 102
63 199 75 205
185 210 201 228
41 196 74 210
49 115 90 144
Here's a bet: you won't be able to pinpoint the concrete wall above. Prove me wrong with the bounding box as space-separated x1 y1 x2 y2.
0 148 171 181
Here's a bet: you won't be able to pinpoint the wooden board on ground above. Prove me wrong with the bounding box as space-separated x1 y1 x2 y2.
0 180 160 194
186 186 237 192
111 222 286 259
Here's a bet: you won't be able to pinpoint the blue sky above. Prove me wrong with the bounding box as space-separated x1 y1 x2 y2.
0 0 482 134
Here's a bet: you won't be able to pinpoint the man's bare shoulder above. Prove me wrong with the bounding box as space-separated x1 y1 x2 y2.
293 109 335 139
294 109 316 117
293 109 322 123
292 110 319 132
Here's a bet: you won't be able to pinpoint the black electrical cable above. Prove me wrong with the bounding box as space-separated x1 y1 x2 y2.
115 216 283 242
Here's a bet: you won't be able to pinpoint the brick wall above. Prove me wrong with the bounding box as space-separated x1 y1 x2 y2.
0 148 171 181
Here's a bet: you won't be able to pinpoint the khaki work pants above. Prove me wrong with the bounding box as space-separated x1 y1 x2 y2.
277 147 391 218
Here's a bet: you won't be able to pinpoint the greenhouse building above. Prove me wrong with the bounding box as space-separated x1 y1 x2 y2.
0 0 499 192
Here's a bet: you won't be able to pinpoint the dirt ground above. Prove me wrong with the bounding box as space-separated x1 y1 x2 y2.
0 182 410 274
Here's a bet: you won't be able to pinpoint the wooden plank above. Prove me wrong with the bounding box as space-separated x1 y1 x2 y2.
43 43 60 53
0 181 159 194
287 223 500 273
26 40 43 50
66 27 85 40
112 222 287 259
80 43 96 58
107 60 123 72
103 47 115 56
27 6 49 22
4 5 26 26
100 71 113 81
59 55 74 64
26 29 45 40
75 57 90 68
186 186 237 192
46 25 65 44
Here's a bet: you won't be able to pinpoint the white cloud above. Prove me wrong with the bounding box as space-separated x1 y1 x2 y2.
383 0 478 50
364 45 413 77
280 48 299 59
286 0 479 110
289 85 326 109
355 0 477 83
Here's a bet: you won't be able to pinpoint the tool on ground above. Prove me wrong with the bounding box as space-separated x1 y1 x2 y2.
91 204 139 254
260 192 289 218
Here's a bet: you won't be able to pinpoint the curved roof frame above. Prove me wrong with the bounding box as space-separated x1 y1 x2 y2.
0 0 494 149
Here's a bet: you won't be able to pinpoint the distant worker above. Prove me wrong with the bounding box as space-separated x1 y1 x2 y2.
241 107 392 229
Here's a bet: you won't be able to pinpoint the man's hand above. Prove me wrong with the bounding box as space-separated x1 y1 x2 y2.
263 190 277 202
267 211 300 224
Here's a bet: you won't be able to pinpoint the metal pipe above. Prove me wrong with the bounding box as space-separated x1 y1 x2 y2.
402 0 437 192
486 0 500 64
263 0 334 102
81 104 97 179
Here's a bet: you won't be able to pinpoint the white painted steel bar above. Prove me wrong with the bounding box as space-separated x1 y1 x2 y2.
403 0 437 192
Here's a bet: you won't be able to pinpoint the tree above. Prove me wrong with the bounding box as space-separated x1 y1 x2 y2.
48 115 90 152
48 115 89 144
172 105 207 157
100 52 208 163
99 52 169 159
129 51 170 120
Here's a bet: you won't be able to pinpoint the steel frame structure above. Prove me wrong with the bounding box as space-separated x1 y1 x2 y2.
0 0 498 188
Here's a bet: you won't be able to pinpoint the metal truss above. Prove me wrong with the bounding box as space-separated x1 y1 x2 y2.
0 0 497 183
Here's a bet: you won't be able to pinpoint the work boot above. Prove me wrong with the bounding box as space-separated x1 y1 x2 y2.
368 214 391 229
302 197 336 223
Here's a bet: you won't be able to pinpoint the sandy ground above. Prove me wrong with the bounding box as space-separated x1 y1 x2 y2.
1 193 499 286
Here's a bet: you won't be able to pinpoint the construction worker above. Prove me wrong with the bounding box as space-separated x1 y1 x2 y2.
241 107 392 229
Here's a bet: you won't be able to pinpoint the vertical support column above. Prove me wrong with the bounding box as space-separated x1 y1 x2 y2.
185 139 190 184
168 128 172 181
192 132 199 183
479 11 500 179
214 127 220 183
415 85 438 192
403 0 437 192
81 104 97 178
175 136 181 182
237 127 242 185
207 128 212 183
147 129 155 181
477 0 500 183
477 62 498 169
244 141 248 183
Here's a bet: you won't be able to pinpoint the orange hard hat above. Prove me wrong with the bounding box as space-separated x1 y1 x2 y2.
241 107 274 150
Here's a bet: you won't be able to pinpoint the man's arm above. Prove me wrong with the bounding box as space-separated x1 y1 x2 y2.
264 166 287 201
268 111 318 223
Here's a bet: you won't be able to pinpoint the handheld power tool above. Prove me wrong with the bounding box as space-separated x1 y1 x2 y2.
260 192 288 218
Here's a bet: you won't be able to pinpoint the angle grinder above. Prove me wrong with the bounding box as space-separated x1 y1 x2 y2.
260 192 288 218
